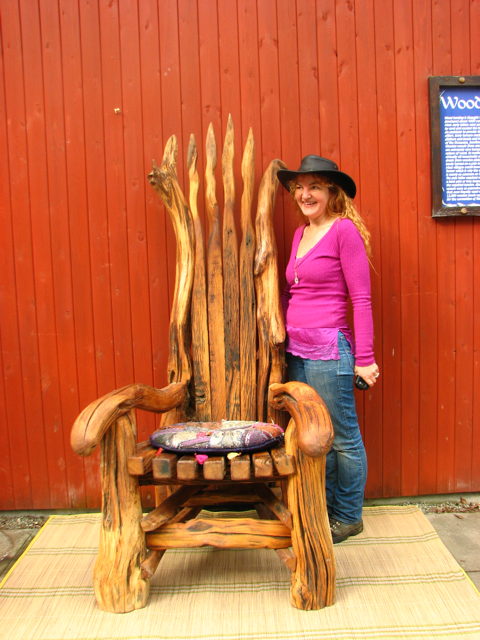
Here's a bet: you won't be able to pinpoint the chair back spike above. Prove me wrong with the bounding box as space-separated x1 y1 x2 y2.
149 117 286 423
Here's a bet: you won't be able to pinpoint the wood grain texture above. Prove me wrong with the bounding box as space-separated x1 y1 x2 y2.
285 418 336 610
269 382 334 457
239 128 257 420
71 382 187 456
141 485 203 531
187 134 212 420
205 123 227 420
254 158 287 421
146 517 291 549
152 453 178 480
94 413 149 613
203 456 227 480
127 441 158 476
269 381 335 608
148 137 195 405
222 114 241 419
253 483 293 529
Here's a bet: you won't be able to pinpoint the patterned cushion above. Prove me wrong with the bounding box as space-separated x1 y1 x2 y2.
149 420 284 454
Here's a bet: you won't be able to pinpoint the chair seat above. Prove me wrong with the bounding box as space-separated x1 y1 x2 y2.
149 420 285 454
128 441 295 483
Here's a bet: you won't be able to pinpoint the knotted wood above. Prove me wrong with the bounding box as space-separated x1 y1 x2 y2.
94 413 149 613
71 382 187 456
187 135 211 420
222 114 241 419
205 124 226 420
239 128 257 420
148 138 195 423
269 381 336 609
284 417 336 610
71 117 336 614
254 158 287 420
146 517 291 550
269 382 334 457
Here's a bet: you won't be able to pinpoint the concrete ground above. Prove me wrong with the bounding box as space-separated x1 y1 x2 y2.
1 498 479 591
424 512 480 589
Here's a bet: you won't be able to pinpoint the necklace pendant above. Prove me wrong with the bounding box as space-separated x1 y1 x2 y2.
294 275 299 284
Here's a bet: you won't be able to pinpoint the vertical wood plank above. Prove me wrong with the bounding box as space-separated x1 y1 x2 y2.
197 0 222 138
354 0 383 498
335 0 360 178
431 0 456 493
256 1 285 269
296 0 321 152
138 0 171 394
62 0 110 508
118 0 154 407
158 0 183 313
237 0 263 176
256 1 281 165
205 124 226 419
255 159 286 420
335 0 367 483
40 0 86 507
394 0 421 496
470 0 480 491
217 0 243 149
98 0 135 390
148 137 194 397
20 0 68 507
315 0 340 159
77 0 115 400
177 0 203 193
188 135 212 420
276 0 302 266
451 0 474 491
239 129 257 420
0 13 23 508
412 0 438 494
374 0 402 497
222 115 240 419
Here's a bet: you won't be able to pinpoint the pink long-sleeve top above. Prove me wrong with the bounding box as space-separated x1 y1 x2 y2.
283 218 375 366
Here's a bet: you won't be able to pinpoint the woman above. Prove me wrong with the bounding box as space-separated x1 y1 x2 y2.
278 155 379 544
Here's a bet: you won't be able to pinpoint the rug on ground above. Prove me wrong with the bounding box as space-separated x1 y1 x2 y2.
1 506 480 640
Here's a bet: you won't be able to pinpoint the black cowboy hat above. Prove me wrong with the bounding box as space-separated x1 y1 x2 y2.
277 155 356 198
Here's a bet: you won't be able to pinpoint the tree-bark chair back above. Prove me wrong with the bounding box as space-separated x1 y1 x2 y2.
71 117 335 614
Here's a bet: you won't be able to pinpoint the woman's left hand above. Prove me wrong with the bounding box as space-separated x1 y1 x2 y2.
355 363 380 387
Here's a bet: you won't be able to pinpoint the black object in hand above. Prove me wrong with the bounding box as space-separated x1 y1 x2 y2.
355 375 369 390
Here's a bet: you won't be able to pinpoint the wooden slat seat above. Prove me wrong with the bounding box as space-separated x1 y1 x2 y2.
127 442 158 475
128 441 295 482
71 117 335 614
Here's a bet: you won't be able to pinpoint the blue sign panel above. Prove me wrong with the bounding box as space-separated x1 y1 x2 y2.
439 86 480 207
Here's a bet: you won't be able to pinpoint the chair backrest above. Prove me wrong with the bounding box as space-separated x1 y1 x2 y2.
148 116 286 425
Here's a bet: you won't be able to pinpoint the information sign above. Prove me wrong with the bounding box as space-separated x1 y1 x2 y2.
429 76 480 217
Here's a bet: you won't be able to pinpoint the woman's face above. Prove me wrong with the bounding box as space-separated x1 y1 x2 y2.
293 174 330 222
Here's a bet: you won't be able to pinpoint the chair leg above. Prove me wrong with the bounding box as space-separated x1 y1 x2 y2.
94 414 149 613
286 425 336 610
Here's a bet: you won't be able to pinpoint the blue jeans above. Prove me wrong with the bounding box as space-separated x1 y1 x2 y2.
286 333 367 523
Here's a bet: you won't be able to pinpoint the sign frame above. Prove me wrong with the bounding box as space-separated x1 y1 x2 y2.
429 75 480 218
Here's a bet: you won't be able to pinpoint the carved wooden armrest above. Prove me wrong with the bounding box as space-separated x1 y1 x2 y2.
71 382 187 457
268 381 334 457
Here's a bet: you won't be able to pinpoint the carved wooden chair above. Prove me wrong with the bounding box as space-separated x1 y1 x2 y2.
71 117 335 614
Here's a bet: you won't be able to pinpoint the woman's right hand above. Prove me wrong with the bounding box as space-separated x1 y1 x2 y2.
354 363 380 387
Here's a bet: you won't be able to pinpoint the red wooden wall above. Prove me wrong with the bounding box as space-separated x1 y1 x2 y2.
1 0 479 509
